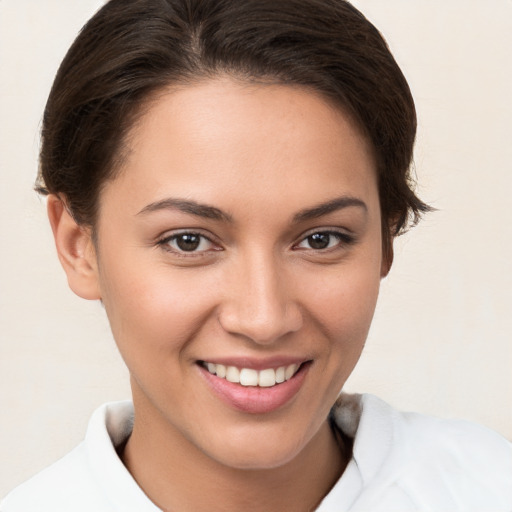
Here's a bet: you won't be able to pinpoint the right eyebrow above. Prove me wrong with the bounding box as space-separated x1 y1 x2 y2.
137 198 233 222
292 196 368 223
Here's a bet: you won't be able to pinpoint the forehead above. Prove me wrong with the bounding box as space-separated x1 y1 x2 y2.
101 78 378 220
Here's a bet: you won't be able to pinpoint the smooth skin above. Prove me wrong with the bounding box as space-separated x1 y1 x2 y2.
49 78 388 512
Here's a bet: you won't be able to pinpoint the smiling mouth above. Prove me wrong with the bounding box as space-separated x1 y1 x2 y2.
199 361 304 388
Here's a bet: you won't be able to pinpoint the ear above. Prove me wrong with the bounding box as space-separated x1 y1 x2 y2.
380 234 394 278
47 195 101 300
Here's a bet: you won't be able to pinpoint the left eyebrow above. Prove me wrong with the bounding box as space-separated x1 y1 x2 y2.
137 198 233 222
292 196 368 223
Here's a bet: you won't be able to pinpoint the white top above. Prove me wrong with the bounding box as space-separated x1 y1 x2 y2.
2 393 511 511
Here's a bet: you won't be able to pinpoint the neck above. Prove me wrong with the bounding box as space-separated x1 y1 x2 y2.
121 397 349 512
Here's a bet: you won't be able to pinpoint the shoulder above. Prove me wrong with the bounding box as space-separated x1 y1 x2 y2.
1 401 142 512
0 442 109 511
399 406 512 497
331 393 512 510
400 405 512 465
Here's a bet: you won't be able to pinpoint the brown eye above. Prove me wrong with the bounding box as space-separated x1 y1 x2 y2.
176 234 201 251
295 231 354 251
160 233 215 253
307 233 331 249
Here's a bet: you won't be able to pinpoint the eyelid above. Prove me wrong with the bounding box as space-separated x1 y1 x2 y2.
293 228 356 250
156 229 222 255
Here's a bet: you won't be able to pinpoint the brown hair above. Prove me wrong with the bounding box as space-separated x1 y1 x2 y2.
37 0 430 254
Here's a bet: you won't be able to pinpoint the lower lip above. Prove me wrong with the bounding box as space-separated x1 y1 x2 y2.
198 363 310 414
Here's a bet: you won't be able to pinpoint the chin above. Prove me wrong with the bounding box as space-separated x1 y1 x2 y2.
214 441 304 471
198 420 317 471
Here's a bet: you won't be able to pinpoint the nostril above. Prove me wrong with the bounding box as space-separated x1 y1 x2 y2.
217 303 303 344
217 261 303 343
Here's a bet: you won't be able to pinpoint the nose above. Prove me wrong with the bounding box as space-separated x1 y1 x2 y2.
218 251 303 345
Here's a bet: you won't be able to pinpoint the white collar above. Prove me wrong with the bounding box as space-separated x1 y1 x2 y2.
84 394 396 511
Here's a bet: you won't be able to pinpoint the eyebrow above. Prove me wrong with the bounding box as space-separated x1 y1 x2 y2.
292 196 367 223
137 195 366 223
137 198 233 222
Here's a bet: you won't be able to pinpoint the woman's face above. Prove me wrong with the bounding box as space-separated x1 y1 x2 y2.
92 78 385 469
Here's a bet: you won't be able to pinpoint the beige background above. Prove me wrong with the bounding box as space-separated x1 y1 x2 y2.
1 0 511 498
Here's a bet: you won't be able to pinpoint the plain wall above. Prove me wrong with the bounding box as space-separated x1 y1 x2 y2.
1 0 511 498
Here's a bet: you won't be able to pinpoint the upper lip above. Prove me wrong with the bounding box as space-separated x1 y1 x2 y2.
198 356 310 371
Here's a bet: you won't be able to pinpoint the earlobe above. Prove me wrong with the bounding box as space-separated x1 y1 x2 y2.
381 236 394 278
47 195 101 300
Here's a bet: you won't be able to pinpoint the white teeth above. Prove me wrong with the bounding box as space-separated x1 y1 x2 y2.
285 363 298 381
216 364 226 378
225 366 240 383
275 366 285 384
203 362 301 387
258 368 276 387
240 368 258 386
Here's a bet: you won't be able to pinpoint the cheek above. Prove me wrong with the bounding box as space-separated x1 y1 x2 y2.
98 259 219 358
300 254 382 387
305 261 381 333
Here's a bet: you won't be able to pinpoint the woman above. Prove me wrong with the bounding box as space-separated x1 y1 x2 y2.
2 0 511 510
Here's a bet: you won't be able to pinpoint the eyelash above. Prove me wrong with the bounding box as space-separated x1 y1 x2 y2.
156 229 355 257
156 231 219 257
293 230 355 252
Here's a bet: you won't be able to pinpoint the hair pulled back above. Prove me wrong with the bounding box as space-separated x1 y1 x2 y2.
37 0 430 249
